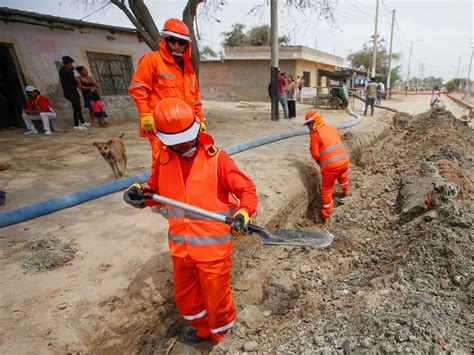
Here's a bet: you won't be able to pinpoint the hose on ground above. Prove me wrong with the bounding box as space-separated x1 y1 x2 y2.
0 107 361 229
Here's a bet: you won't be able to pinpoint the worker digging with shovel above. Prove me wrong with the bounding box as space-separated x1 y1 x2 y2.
123 98 257 344
303 110 351 222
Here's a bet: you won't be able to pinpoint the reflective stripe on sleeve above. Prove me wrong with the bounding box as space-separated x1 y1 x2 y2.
211 319 235 334
168 234 185 242
158 73 174 78
183 309 207 320
130 82 150 91
320 153 348 166
320 143 343 155
168 233 233 245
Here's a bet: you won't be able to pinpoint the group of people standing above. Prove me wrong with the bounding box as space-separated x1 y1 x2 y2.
22 56 109 135
363 77 385 116
59 56 109 129
277 72 304 119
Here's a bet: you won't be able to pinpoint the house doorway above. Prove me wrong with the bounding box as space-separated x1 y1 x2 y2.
0 44 25 129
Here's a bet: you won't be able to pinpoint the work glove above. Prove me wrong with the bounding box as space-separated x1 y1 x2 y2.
199 120 207 133
140 113 155 134
231 209 251 237
123 183 153 209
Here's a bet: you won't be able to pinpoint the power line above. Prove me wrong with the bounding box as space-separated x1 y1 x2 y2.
340 0 371 17
80 2 112 21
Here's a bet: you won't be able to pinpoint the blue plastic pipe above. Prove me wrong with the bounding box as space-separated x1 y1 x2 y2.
0 106 360 229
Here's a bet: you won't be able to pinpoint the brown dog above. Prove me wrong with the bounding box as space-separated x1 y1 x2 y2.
93 133 127 179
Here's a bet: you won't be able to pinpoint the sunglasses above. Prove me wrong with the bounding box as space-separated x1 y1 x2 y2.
167 37 188 46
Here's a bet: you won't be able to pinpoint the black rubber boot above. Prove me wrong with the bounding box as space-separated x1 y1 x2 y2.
182 327 211 344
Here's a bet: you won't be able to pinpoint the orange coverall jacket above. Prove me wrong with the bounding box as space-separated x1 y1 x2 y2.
309 124 349 171
128 38 204 138
147 133 258 256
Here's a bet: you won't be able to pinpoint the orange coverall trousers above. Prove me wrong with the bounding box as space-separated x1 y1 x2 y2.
173 255 236 343
321 162 350 219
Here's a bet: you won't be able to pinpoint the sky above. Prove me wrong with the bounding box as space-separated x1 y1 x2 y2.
0 0 472 82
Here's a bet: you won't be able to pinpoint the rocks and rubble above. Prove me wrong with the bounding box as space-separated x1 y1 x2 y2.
211 109 473 354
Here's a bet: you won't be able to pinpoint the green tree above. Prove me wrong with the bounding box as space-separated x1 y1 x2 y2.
222 23 249 47
446 78 461 92
347 37 400 85
200 45 218 59
222 24 292 47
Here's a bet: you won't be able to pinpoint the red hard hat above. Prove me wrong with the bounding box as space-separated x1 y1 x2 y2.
161 18 191 42
153 98 200 146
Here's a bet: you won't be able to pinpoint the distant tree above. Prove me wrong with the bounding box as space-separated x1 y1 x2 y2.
247 25 269 46
446 78 461 92
200 45 218 59
347 36 400 85
222 24 292 47
424 76 443 87
222 23 250 47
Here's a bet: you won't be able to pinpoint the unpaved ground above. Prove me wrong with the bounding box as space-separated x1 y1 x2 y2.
0 96 471 353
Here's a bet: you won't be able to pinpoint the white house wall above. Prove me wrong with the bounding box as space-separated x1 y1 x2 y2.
0 21 149 126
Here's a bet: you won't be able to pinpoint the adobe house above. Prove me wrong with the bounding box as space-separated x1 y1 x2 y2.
199 45 344 102
0 7 149 129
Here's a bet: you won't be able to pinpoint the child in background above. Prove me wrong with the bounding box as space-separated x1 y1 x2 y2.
90 92 109 127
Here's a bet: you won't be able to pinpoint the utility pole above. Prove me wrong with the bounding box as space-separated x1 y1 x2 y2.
406 42 413 95
270 0 279 121
386 9 395 99
456 56 461 78
315 36 318 50
371 0 379 78
463 48 473 98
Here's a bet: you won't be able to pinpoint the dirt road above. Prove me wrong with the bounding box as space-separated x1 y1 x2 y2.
0 95 471 353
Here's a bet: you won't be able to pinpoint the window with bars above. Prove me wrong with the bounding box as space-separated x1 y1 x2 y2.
86 52 133 95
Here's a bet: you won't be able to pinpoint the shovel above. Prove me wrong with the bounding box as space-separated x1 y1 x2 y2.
150 194 334 248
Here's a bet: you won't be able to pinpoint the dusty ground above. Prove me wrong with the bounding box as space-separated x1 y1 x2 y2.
0 95 471 354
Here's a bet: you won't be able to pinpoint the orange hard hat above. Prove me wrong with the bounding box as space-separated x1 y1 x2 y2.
303 110 325 128
161 18 191 42
153 98 200 146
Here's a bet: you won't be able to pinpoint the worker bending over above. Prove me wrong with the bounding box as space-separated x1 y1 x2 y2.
304 110 350 221
128 18 205 172
123 98 257 343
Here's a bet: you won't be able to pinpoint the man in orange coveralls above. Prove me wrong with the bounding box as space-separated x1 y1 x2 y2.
123 98 257 343
128 18 206 170
303 110 350 221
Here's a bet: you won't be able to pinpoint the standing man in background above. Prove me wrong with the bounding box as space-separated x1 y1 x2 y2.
278 72 289 119
376 80 385 105
364 77 378 116
59 56 90 131
128 18 205 170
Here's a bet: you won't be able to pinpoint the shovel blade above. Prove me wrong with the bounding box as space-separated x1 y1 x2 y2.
261 228 334 248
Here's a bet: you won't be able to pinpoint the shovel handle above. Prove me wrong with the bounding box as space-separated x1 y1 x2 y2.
151 194 267 237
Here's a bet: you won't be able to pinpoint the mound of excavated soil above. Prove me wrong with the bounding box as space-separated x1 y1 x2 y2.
209 109 473 354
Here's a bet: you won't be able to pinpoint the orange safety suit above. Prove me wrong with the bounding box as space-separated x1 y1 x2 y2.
147 133 257 342
310 124 350 220
128 38 204 166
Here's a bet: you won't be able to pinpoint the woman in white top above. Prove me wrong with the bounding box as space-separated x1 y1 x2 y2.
286 75 297 119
